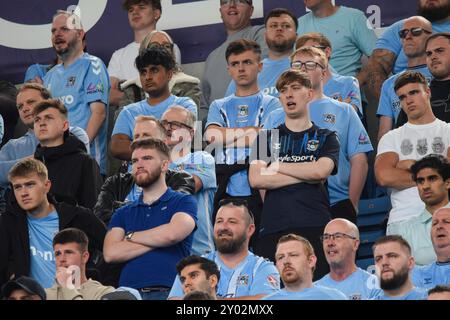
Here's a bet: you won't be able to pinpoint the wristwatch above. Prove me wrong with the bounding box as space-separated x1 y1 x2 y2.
125 231 134 241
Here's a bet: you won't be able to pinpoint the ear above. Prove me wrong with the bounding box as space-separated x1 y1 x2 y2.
44 179 52 193
353 239 360 252
161 158 170 172
257 60 263 73
154 9 162 22
445 178 450 190
82 250 90 264
308 254 317 270
324 47 332 60
62 119 69 132
167 69 174 81
407 255 415 271
247 223 255 238
209 274 219 289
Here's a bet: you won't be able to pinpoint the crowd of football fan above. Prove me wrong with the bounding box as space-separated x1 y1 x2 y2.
0 0 449 300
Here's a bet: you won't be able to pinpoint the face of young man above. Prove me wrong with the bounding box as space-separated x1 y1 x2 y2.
290 52 326 90
416 167 450 207
180 263 217 295
34 107 68 147
54 242 88 270
139 64 172 98
227 49 262 89
265 14 297 53
396 82 431 121
161 108 193 148
127 2 160 31
131 147 167 188
220 0 253 33
51 14 83 58
322 220 359 269
278 81 313 119
374 242 414 291
5 289 41 301
431 208 450 258
16 89 44 129
275 240 316 289
214 206 253 254
401 18 432 59
11 173 51 213
426 36 450 80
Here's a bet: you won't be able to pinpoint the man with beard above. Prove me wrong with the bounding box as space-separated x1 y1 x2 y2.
377 16 433 141
0 158 106 288
412 208 450 289
201 0 268 113
225 8 297 98
168 199 280 300
175 255 219 299
372 235 427 300
0 83 89 187
103 138 197 300
361 0 450 101
263 234 347 300
44 10 110 175
396 32 450 126
111 47 197 162
390 155 450 265
316 219 381 300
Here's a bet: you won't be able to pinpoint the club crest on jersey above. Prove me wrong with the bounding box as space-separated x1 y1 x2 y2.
306 139 320 152
237 275 249 286
66 76 76 87
238 105 249 117
266 275 279 289
323 113 336 124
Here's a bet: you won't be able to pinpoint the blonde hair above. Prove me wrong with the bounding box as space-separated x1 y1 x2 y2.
291 46 328 69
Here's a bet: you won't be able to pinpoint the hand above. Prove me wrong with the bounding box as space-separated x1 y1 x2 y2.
396 160 416 171
56 266 80 289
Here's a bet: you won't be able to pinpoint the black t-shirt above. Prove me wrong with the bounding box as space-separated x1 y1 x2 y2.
251 123 340 235
396 79 450 128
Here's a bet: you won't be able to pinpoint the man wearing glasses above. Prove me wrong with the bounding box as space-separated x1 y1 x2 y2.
111 47 197 162
225 8 298 98
202 0 268 111
161 106 217 256
168 199 280 300
296 33 363 118
377 16 433 141
316 218 381 300
264 47 372 225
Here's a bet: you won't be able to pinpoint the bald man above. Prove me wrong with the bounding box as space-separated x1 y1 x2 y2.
376 16 433 141
412 208 450 289
315 218 381 300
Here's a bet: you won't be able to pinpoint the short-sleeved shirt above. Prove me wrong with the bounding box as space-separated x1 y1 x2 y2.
412 261 450 290
44 53 110 174
297 6 377 76
377 119 450 224
263 285 347 300
112 95 198 139
168 251 280 299
108 188 197 289
377 65 432 122
372 288 427 300
251 124 340 235
324 73 363 117
375 20 450 74
27 211 59 289
169 151 217 255
225 57 291 98
206 92 281 196
315 268 381 300
264 97 373 205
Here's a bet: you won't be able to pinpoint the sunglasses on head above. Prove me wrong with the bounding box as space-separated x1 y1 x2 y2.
398 27 432 39
218 198 255 222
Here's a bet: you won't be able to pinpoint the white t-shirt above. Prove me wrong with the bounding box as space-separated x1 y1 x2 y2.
108 41 182 81
377 119 450 224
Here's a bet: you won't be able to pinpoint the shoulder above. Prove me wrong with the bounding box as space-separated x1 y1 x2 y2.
339 6 367 18
297 12 313 23
174 96 196 106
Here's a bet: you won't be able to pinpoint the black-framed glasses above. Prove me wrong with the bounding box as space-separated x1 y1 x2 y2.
320 232 357 242
398 27 432 39
291 60 324 71
160 120 193 131
218 198 254 222
220 0 251 6
147 42 174 52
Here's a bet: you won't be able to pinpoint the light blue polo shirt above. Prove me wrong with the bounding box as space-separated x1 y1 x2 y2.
412 261 450 290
